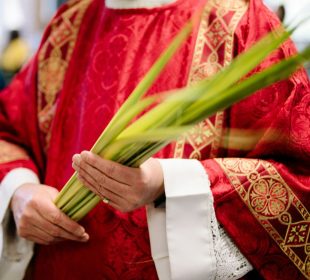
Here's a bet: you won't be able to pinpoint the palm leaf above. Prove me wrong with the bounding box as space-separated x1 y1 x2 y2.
55 23 310 221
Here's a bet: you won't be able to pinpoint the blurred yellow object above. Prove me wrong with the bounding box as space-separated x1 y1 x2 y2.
1 38 29 72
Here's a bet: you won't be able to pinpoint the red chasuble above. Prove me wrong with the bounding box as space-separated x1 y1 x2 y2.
0 0 309 279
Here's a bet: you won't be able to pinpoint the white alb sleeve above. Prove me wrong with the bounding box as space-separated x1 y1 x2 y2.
0 168 39 280
146 159 253 280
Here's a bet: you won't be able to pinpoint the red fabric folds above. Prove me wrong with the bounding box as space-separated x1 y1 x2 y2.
0 0 309 279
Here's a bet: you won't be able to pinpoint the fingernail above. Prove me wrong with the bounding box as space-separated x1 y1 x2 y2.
76 227 85 236
82 233 89 241
80 151 89 160
73 154 81 164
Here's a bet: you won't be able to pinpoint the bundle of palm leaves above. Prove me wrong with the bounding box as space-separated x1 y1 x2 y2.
54 22 310 221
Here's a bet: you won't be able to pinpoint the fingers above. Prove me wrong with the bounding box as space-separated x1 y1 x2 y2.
26 234 51 245
12 183 90 245
18 210 53 244
78 151 141 185
72 152 164 214
73 160 141 213
76 167 127 207
36 212 88 243
19 201 89 244
78 173 139 213
36 199 89 240
24 223 65 245
72 152 155 213
72 159 127 198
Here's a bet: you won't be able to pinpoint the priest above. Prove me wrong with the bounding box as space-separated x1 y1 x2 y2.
0 0 309 279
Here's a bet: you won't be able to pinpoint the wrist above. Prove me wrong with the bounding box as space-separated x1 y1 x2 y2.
0 168 39 215
141 158 165 204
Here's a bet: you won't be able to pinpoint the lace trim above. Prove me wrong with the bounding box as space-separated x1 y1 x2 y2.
210 210 253 280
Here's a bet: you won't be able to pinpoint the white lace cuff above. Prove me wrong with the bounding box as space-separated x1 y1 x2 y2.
146 159 253 280
210 201 253 279
147 159 216 280
213 222 253 280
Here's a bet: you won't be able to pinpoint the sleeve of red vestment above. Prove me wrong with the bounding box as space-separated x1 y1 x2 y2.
0 1 76 182
200 1 310 279
0 62 42 181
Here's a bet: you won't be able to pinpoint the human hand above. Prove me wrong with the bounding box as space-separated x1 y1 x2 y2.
72 151 164 213
11 183 89 245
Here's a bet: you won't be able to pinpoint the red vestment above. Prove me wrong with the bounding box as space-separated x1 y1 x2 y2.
0 0 309 279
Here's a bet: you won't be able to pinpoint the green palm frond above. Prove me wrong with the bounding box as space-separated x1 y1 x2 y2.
55 23 310 221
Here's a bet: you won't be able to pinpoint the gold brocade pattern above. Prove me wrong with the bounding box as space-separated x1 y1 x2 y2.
216 158 310 279
174 0 249 159
37 0 91 144
0 140 29 164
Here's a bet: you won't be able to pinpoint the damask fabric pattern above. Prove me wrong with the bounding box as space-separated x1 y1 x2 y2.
0 66 41 180
0 0 309 280
172 0 310 279
2 0 210 278
174 0 249 160
38 0 91 147
216 159 310 279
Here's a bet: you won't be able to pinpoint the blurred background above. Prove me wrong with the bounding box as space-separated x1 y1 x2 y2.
0 0 309 89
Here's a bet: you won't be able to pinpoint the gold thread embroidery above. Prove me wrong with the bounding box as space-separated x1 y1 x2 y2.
216 158 310 278
174 0 249 159
0 140 29 164
37 0 92 144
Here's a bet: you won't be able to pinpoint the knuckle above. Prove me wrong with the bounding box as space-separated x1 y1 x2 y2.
83 152 94 165
138 174 149 188
28 198 38 209
88 156 96 165
79 160 86 170
50 228 61 237
18 220 26 232
106 163 116 176
99 175 106 187
22 210 32 221
50 212 62 224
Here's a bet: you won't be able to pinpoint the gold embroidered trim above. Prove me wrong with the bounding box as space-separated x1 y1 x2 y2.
216 158 310 279
37 0 92 144
0 140 29 164
174 0 248 159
